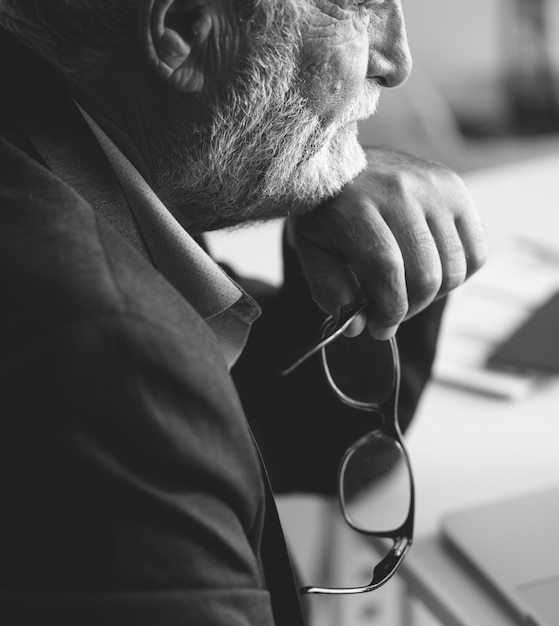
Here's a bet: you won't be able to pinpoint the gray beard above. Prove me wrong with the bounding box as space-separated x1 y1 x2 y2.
151 14 370 233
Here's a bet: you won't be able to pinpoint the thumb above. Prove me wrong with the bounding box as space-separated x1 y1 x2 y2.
295 241 367 337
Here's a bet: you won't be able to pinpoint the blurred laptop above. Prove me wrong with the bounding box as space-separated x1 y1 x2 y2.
441 486 559 626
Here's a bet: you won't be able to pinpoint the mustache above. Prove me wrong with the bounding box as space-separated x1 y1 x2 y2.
340 81 382 126
316 81 381 151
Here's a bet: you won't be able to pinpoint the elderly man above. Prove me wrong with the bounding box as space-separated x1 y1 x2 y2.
0 1 486 624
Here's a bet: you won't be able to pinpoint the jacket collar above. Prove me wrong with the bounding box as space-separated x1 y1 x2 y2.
0 31 150 259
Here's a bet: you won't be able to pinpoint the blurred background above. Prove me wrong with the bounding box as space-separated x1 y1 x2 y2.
361 0 559 171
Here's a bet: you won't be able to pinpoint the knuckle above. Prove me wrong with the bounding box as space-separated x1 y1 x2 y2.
381 174 414 207
440 249 468 293
369 248 405 277
440 267 467 293
466 242 489 277
410 270 442 302
406 244 443 302
444 167 468 189
430 165 467 195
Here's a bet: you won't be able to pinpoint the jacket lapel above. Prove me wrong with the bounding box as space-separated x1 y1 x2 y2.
0 33 150 260
1 31 306 626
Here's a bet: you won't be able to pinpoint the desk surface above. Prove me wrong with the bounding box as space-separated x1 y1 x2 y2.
401 152 559 626
401 535 524 626
401 379 559 626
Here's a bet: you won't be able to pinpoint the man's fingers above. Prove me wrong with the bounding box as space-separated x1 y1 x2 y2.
387 214 443 319
455 212 489 280
345 207 409 336
294 234 361 316
290 152 488 342
292 204 409 338
425 213 467 297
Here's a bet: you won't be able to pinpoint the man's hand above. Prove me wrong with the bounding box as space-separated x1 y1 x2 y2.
289 147 488 339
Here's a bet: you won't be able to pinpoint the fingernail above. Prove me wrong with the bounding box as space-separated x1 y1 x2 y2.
343 312 367 337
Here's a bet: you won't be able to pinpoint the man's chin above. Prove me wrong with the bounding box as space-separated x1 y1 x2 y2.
170 121 368 231
310 128 367 194
249 127 367 219
278 140 367 218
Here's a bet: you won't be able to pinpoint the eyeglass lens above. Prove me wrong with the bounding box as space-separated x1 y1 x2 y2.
340 432 412 533
322 330 411 534
321 321 397 406
297 328 413 591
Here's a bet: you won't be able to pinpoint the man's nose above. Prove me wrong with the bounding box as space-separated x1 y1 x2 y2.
367 2 412 88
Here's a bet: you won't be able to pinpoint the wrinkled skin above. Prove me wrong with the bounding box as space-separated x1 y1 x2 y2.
297 0 412 122
287 1 487 337
78 0 487 338
290 147 487 338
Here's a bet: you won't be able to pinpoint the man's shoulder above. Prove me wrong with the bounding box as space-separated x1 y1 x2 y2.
0 137 217 362
0 135 125 311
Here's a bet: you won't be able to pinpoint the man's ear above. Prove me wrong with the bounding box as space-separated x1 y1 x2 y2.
139 0 213 93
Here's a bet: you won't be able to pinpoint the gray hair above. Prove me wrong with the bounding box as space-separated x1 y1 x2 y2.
0 0 301 78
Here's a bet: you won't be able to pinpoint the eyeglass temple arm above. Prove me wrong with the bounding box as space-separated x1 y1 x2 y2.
278 299 370 377
370 536 411 584
300 537 411 596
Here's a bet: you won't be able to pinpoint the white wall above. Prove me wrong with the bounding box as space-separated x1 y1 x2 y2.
402 0 503 87
359 0 510 160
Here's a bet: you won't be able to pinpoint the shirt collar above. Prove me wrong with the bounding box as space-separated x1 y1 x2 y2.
77 104 260 367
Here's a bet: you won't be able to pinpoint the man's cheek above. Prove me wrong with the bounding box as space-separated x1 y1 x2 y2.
299 62 363 123
298 35 368 118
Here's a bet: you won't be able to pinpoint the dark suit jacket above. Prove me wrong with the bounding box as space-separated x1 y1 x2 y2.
0 33 445 625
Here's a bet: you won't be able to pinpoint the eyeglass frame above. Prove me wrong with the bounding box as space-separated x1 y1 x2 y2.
280 298 415 595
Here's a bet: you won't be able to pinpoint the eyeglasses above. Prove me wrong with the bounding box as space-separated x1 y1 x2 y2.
281 299 414 595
